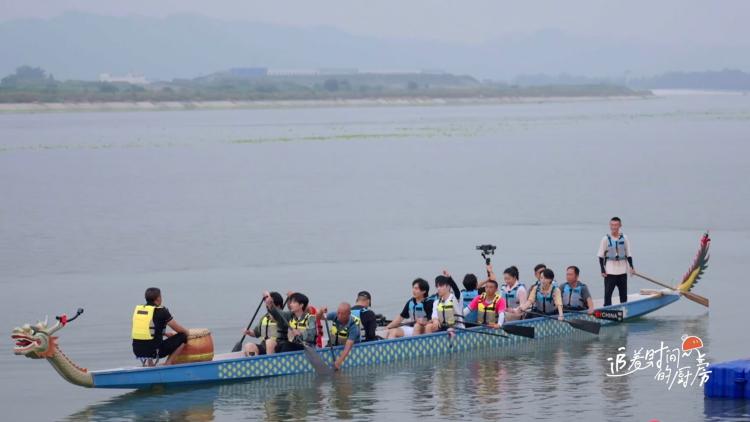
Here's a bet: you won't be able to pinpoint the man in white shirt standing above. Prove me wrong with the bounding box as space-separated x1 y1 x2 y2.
597 217 634 306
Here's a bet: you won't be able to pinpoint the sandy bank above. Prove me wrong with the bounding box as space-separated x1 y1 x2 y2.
0 95 650 114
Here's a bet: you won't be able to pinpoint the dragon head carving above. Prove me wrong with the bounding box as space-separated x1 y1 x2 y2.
12 317 63 359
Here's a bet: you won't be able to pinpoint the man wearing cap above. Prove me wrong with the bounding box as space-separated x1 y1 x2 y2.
351 291 378 341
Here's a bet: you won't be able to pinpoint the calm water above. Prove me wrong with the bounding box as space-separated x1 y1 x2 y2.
1 94 749 421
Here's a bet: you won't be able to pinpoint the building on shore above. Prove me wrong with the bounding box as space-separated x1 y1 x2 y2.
267 68 321 76
227 68 268 78
98 73 149 84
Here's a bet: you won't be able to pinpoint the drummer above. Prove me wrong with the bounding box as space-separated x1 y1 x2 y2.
242 292 284 357
131 287 189 366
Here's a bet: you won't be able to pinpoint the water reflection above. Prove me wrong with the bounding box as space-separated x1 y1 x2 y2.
704 398 750 422
67 316 711 421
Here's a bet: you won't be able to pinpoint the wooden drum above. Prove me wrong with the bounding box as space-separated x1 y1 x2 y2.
171 328 214 364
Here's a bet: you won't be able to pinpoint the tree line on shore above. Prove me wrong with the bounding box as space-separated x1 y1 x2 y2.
0 66 646 104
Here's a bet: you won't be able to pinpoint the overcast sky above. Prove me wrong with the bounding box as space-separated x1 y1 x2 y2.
1 0 748 46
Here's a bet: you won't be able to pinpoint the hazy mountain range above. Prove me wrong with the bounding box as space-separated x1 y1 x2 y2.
1 12 748 81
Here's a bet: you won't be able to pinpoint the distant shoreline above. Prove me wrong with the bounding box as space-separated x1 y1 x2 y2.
0 95 651 114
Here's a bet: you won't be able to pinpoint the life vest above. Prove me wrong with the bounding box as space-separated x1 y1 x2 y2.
605 234 628 261
259 314 279 340
350 306 368 341
477 292 503 325
531 280 557 292
329 315 361 346
436 296 457 327
502 282 525 309
131 304 158 340
461 290 479 323
307 306 323 348
288 312 313 343
562 282 588 310
409 298 429 320
533 285 559 315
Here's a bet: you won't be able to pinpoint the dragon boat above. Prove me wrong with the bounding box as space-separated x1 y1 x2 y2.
11 233 710 390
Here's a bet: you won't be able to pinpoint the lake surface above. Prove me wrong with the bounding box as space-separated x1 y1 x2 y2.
1 93 749 421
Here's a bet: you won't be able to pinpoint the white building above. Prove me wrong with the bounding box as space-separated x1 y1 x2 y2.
99 73 149 85
267 69 320 76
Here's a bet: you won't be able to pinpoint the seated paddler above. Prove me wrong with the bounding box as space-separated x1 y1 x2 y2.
351 291 378 342
317 302 361 370
519 268 564 320
501 265 527 321
459 274 479 324
429 273 464 333
385 278 433 339
243 291 284 356
560 266 595 315
263 291 318 353
464 277 506 328
131 287 189 366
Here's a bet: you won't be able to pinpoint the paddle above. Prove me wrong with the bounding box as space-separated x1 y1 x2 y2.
463 322 535 338
525 310 601 335
231 297 265 352
301 342 333 375
633 271 709 308
323 319 337 366
453 326 509 338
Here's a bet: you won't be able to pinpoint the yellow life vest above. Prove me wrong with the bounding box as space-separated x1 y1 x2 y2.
436 298 456 327
131 305 158 340
287 313 312 342
477 292 502 325
329 315 361 346
259 314 278 340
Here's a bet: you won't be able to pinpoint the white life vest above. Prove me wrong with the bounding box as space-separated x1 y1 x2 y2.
436 296 458 327
502 282 525 309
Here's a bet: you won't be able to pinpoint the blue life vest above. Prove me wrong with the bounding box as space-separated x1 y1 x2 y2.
606 234 628 261
502 282 526 309
350 306 368 341
461 289 479 323
561 282 588 310
533 285 559 315
408 299 429 320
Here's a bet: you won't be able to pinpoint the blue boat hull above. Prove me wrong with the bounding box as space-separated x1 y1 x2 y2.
90 291 680 389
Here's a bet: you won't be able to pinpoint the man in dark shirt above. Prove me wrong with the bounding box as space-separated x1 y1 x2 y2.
131 287 189 366
351 291 378 341
385 278 434 338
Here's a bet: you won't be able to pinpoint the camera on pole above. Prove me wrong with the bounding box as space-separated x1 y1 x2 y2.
475 244 497 265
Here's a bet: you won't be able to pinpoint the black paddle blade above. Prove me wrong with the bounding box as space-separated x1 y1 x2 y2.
231 340 244 353
303 344 334 375
568 318 601 335
502 324 535 338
